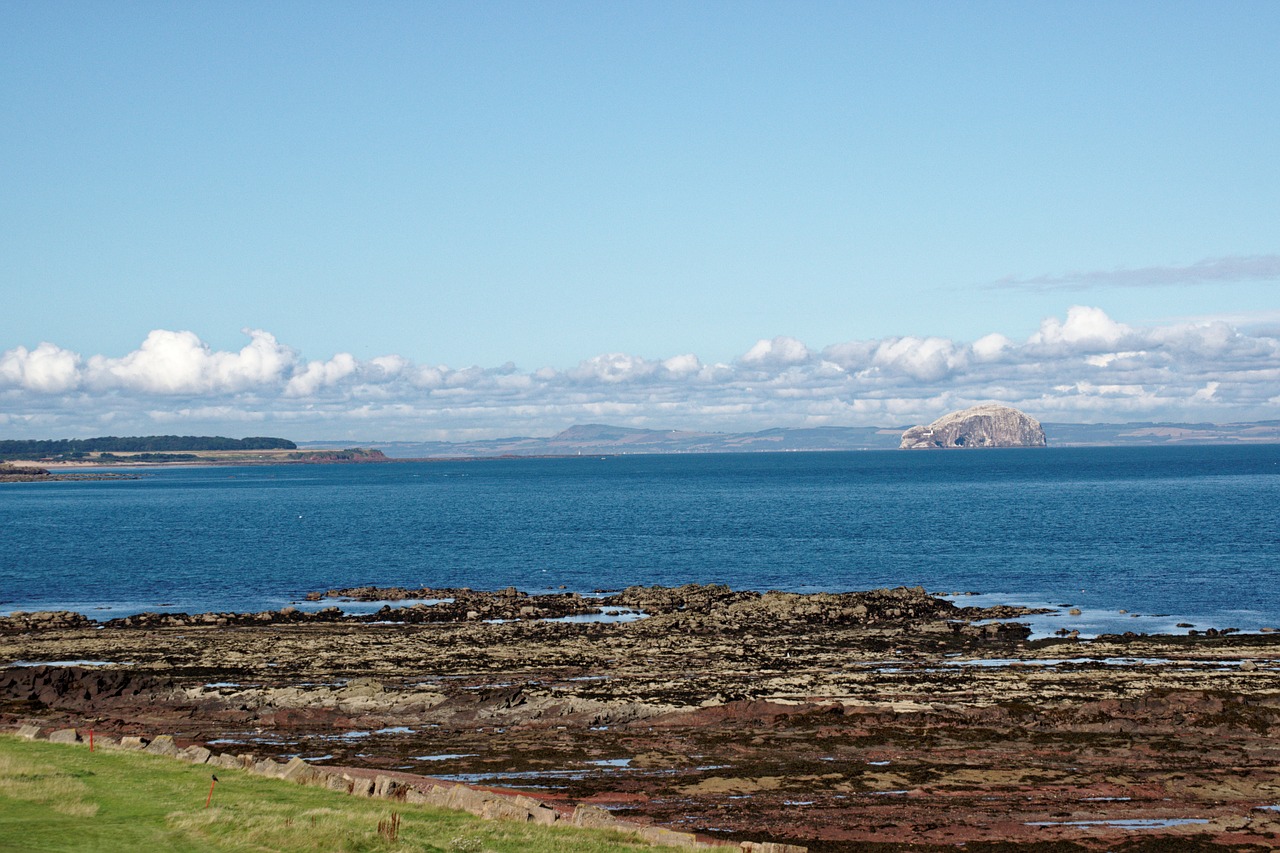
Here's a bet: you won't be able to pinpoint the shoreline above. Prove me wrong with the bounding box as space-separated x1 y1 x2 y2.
2 584 1271 640
5 584 1280 850
1 448 395 470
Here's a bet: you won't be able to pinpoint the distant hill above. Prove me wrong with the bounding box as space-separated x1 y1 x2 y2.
301 424 904 457
300 420 1280 459
1042 421 1280 446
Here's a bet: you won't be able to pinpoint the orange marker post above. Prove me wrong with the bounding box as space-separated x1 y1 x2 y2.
206 774 219 808
88 729 94 752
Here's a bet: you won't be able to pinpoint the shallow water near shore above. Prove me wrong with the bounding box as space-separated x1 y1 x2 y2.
3 445 1279 632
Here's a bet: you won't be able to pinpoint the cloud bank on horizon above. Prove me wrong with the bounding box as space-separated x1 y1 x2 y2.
3 307 1277 441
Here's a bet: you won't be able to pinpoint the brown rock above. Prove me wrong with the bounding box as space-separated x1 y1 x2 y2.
178 745 212 764
572 804 624 828
144 735 178 756
281 757 315 783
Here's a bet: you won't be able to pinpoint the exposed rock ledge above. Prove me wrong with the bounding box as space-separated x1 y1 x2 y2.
7 587 1280 850
900 403 1046 449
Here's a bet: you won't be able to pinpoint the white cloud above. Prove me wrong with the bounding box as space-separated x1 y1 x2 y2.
83 328 295 394
0 342 81 393
820 340 877 371
1030 305 1132 352
1192 381 1220 402
570 353 659 383
285 353 358 397
4 306 1280 439
661 353 701 376
740 336 811 367
870 336 966 381
368 354 409 378
971 333 1012 361
1084 351 1147 368
412 365 448 389
148 405 267 423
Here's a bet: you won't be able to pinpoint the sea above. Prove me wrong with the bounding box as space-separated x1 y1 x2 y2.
2 445 1278 638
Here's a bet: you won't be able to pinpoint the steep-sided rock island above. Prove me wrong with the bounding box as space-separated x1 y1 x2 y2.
901 403 1047 449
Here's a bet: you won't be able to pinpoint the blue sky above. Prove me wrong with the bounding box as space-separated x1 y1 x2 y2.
3 2 1279 439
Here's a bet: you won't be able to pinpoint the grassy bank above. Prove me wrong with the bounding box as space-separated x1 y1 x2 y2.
0 736 656 852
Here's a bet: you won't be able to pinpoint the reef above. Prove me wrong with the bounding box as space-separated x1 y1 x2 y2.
3 584 1279 850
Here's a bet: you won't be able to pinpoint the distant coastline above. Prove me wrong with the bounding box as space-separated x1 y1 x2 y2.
5 421 1280 469
297 419 1280 459
1 447 387 472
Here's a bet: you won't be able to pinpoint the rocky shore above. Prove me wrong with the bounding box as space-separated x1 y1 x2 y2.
0 462 140 483
4 585 1280 850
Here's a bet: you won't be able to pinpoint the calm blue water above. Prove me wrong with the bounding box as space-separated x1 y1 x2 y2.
2 446 1278 633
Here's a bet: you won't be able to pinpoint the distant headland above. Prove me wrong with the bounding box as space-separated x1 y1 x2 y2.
0 436 385 473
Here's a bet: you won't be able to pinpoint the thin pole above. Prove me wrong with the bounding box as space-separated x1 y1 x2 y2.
206 775 218 808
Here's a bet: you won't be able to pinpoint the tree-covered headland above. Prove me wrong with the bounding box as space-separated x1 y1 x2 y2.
0 436 296 460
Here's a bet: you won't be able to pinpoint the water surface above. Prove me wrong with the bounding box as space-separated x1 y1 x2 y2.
2 446 1277 631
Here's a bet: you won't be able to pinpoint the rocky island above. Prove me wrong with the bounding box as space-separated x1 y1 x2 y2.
900 403 1047 449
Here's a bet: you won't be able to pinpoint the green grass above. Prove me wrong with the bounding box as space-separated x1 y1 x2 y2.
0 736 659 852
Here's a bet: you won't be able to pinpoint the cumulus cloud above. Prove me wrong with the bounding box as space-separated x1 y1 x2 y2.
0 342 81 393
83 328 295 394
3 306 1280 439
971 333 1012 361
989 254 1280 292
870 336 967 382
570 353 660 384
740 336 811 367
1029 305 1134 352
661 353 701 376
285 353 358 397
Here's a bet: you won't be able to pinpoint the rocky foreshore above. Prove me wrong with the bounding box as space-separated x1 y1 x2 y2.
3 584 1280 850
0 462 141 483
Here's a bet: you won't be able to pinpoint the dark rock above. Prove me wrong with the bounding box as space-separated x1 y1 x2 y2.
0 665 173 711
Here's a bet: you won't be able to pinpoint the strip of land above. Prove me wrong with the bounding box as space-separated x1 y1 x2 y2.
0 733 675 852
0 448 387 478
4 585 1280 851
